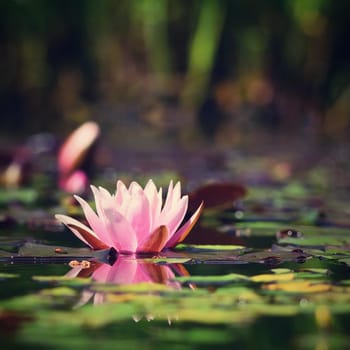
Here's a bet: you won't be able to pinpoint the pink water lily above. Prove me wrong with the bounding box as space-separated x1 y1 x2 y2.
55 180 203 253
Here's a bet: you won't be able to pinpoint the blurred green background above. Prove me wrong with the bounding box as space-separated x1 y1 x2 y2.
1 0 350 149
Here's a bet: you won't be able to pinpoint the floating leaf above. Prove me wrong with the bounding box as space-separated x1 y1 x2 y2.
338 257 350 266
264 280 331 293
251 273 295 283
33 275 91 287
0 188 38 206
278 236 350 247
18 242 93 257
176 244 245 252
93 282 175 294
0 273 19 279
247 304 300 317
236 250 310 265
40 287 77 297
156 327 234 344
175 273 249 286
270 268 293 274
299 268 329 275
12 242 115 264
215 286 262 302
142 257 192 264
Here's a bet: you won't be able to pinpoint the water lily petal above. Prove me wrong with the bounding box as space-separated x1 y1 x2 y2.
123 188 151 244
90 185 117 242
162 181 182 217
90 185 137 251
138 225 169 252
164 202 204 248
90 185 107 220
144 180 162 230
121 183 150 216
128 181 143 194
115 180 129 208
102 208 138 252
151 187 163 231
55 214 109 250
98 186 117 211
172 181 182 204
144 179 157 199
160 195 188 236
73 195 113 246
162 180 173 211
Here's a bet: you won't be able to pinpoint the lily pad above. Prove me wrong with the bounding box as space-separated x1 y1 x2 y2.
175 273 250 286
176 244 246 252
0 272 19 279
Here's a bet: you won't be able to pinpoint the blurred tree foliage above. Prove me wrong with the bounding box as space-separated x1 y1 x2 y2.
0 0 349 144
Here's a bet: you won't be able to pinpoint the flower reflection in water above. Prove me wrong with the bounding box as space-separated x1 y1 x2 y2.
67 256 190 323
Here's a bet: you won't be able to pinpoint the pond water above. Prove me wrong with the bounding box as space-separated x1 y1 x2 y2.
1 180 350 350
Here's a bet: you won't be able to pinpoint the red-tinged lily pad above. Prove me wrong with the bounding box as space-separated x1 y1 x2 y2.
0 310 34 335
183 225 246 246
188 182 246 212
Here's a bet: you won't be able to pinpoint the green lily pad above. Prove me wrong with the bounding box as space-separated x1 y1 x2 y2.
0 188 38 206
278 236 350 247
18 242 93 257
338 257 350 266
175 244 246 252
175 273 250 286
142 257 192 264
33 275 91 287
0 272 19 279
